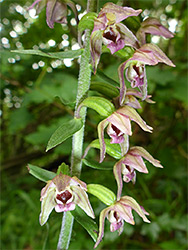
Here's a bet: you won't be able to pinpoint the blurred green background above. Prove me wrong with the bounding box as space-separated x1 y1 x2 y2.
1 0 187 249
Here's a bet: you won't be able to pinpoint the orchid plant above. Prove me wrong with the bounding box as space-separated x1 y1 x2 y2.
17 0 175 249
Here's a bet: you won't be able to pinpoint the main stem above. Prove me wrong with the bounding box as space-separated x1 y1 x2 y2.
57 0 97 249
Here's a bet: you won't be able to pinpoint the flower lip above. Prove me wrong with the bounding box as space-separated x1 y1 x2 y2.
103 28 117 43
56 190 72 204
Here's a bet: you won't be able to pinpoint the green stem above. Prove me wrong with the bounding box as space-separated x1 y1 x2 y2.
57 0 97 249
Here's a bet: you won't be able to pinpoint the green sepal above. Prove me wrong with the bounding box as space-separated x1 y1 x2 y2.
87 139 122 160
78 97 115 118
82 158 113 170
11 49 83 59
78 12 97 34
87 184 116 206
27 164 56 182
90 81 119 98
56 163 70 175
46 118 83 152
71 206 98 242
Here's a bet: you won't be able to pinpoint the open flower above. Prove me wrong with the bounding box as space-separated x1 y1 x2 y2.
136 17 174 46
94 196 150 248
29 0 78 29
98 105 153 162
118 43 175 104
113 146 163 199
39 173 95 225
90 2 142 72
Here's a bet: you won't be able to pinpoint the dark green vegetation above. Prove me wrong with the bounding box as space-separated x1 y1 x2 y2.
1 0 187 249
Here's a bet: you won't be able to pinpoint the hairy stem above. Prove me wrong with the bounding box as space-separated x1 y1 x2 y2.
57 0 97 249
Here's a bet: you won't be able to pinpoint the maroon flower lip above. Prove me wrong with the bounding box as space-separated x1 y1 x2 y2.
56 190 72 204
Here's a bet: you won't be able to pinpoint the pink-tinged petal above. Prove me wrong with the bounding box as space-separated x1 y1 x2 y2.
107 38 125 54
123 154 148 173
120 134 129 156
94 207 112 248
113 162 123 200
97 119 109 163
107 112 132 136
124 95 142 109
120 196 150 223
39 187 56 226
129 146 163 168
122 164 136 183
138 43 175 67
90 30 103 73
117 105 153 133
115 202 135 225
46 0 67 29
137 17 174 45
116 23 139 49
71 185 95 219
66 0 78 24
71 176 87 190
107 123 125 144
93 13 108 32
107 210 124 232
99 3 142 23
55 202 75 212
126 89 155 104
52 173 72 192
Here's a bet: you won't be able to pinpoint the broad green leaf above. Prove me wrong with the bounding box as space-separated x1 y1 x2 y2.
71 206 98 242
11 49 83 59
82 158 113 170
46 118 83 151
87 184 116 206
27 164 56 182
79 97 115 117
90 81 119 98
88 139 122 159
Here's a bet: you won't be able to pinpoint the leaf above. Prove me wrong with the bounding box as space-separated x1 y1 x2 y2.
82 158 113 170
11 49 83 59
46 118 83 151
71 206 98 242
79 96 115 118
87 184 116 206
87 139 122 160
90 81 119 98
27 164 56 182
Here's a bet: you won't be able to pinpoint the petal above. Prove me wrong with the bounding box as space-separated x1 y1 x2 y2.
138 43 175 67
28 0 42 10
46 0 67 29
55 202 75 212
116 23 139 49
107 39 125 54
118 61 128 105
94 207 112 248
40 180 55 200
107 112 132 136
99 3 142 23
117 105 153 133
120 134 129 156
120 196 150 223
71 185 95 219
115 202 135 225
90 30 103 73
129 146 163 168
52 173 72 192
97 119 109 162
39 187 56 226
123 154 148 173
93 13 107 32
113 161 123 200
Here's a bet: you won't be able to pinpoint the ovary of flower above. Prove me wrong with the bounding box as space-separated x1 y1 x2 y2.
94 196 150 248
39 173 95 226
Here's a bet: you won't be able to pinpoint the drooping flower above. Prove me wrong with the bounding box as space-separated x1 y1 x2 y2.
90 2 142 72
94 195 150 248
136 17 174 46
39 173 95 226
118 43 175 104
29 0 78 29
97 105 153 162
113 146 163 199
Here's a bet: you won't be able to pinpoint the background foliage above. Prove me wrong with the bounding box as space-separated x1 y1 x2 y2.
1 0 187 249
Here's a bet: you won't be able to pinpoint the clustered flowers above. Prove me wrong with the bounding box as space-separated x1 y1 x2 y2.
30 1 175 248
